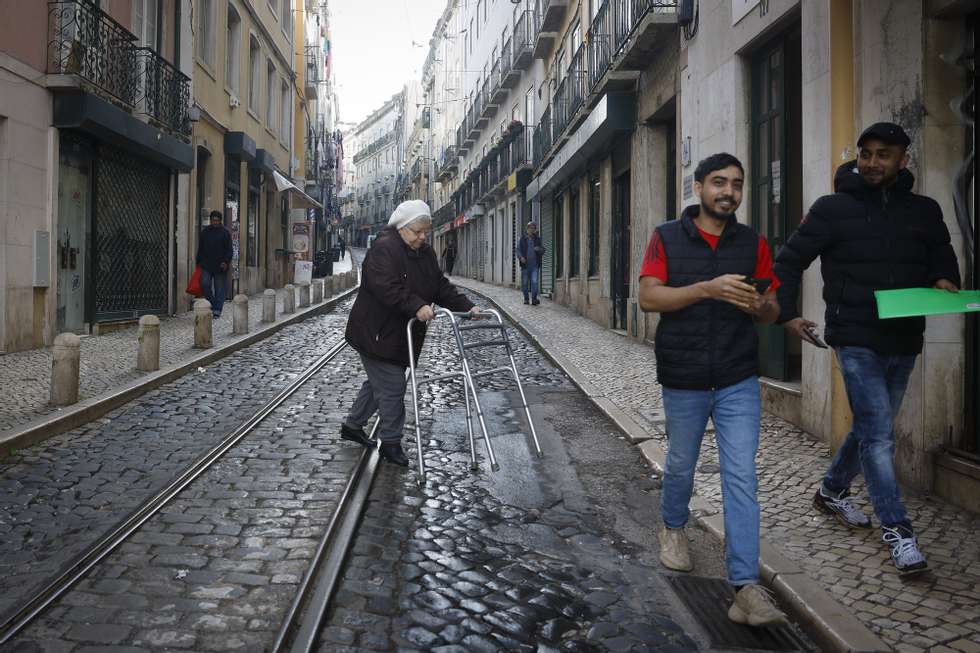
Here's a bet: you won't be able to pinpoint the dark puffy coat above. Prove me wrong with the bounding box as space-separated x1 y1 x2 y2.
196 225 233 274
774 162 961 354
654 206 761 390
345 227 474 367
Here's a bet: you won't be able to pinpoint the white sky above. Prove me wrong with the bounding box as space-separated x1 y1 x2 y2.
330 0 448 126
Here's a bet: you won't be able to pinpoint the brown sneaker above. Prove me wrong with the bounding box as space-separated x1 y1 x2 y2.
658 526 693 572
728 584 788 627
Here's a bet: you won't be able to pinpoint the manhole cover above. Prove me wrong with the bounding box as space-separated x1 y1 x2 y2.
666 575 812 651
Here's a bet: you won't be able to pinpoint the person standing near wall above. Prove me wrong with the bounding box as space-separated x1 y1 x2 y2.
639 153 787 627
774 122 961 575
516 222 544 305
196 210 233 319
443 239 457 275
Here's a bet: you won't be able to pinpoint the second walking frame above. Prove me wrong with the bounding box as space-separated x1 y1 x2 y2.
407 307 544 481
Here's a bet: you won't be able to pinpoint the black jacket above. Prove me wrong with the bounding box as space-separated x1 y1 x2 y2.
653 206 761 390
774 162 961 354
345 227 474 367
196 225 233 274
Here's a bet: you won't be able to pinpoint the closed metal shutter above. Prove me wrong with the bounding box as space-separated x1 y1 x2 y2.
539 197 553 295
94 144 170 321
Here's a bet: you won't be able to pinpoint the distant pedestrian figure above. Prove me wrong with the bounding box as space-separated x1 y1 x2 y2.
338 236 346 260
443 241 457 275
196 210 233 319
639 153 786 627
516 222 544 305
342 200 480 466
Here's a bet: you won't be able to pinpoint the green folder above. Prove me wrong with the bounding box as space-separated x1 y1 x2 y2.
875 288 980 319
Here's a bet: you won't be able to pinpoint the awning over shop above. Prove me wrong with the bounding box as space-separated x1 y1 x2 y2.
273 170 323 209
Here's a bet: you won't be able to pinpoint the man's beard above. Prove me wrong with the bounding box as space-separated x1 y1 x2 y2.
701 198 736 220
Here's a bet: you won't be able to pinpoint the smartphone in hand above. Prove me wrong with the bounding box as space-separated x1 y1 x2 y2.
744 277 772 294
802 326 829 348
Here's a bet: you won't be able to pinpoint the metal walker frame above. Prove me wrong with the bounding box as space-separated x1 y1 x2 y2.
406 307 544 481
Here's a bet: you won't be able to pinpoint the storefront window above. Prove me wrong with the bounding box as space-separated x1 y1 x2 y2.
247 169 260 267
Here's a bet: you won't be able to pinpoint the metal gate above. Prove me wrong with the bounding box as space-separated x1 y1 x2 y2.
539 198 553 295
94 144 169 321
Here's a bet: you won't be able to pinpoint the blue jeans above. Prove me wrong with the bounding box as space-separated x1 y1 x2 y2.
661 375 761 585
824 346 917 530
521 266 539 300
201 268 226 316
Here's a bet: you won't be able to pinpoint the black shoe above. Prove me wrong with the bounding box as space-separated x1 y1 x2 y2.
340 423 372 448
523 297 530 304
531 298 540 305
378 442 409 467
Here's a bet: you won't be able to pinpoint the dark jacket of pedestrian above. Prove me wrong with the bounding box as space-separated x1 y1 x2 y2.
196 224 233 275
774 161 961 354
653 206 762 390
516 234 544 268
346 226 474 367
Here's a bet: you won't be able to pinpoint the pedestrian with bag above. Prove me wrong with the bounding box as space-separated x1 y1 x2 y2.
773 122 961 575
639 153 787 627
196 210 233 319
340 200 481 466
516 222 544 305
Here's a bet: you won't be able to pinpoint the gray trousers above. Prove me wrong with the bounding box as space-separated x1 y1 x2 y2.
346 354 408 443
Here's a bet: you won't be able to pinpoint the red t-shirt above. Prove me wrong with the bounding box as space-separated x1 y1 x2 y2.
639 224 780 292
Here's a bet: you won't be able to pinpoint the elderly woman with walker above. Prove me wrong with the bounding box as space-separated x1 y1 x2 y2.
339 200 481 465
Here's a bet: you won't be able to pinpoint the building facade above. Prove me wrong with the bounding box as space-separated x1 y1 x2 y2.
423 0 978 512
0 0 194 353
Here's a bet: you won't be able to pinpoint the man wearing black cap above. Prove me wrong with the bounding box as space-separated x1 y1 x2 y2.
774 122 961 575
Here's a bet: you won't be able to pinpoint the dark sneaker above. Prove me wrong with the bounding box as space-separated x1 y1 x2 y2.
882 525 928 576
813 485 871 529
379 442 409 467
531 298 540 305
523 297 530 304
340 423 371 448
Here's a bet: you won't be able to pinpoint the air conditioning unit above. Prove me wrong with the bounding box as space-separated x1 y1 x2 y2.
229 95 241 109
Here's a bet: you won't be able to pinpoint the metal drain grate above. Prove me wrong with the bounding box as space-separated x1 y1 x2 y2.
666 575 812 651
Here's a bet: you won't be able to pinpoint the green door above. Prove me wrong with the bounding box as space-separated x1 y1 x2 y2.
751 28 802 381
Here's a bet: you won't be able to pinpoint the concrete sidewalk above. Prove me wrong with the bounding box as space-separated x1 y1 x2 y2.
456 277 980 653
0 255 356 453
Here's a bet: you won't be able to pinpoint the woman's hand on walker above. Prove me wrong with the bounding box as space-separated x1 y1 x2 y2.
416 305 435 322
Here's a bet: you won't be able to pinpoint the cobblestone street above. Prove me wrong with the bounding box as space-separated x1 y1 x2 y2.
455 277 980 653
3 285 759 652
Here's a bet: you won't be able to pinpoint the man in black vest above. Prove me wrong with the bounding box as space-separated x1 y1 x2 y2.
639 153 786 626
774 123 960 575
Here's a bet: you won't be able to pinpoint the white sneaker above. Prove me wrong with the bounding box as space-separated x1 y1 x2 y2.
728 584 788 627
882 526 928 575
658 526 693 572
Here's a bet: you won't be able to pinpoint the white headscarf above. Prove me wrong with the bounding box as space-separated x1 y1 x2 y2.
388 200 432 230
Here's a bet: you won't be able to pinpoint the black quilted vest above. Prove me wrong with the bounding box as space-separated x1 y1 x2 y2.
654 206 761 390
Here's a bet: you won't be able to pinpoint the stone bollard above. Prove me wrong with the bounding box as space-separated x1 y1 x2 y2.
233 294 249 335
194 299 213 349
326 275 337 296
137 315 160 372
283 284 296 314
262 289 276 323
298 283 310 308
50 332 81 406
312 279 323 304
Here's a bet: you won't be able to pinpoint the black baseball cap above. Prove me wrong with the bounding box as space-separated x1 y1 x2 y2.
857 122 911 148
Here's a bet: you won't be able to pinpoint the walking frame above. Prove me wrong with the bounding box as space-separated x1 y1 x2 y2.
406 306 544 482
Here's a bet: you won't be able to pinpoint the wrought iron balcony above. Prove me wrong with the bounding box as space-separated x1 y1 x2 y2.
500 39 520 89
490 57 507 105
305 45 321 98
512 10 535 70
47 0 190 139
134 47 191 137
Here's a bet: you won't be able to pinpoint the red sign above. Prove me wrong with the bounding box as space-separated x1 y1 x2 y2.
452 214 465 228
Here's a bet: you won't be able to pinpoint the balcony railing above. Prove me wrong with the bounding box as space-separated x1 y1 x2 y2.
512 128 532 170
567 44 588 119
589 0 613 90
48 0 190 139
134 47 191 136
513 10 535 69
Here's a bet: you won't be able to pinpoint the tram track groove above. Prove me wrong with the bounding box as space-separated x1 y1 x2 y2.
0 337 354 645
